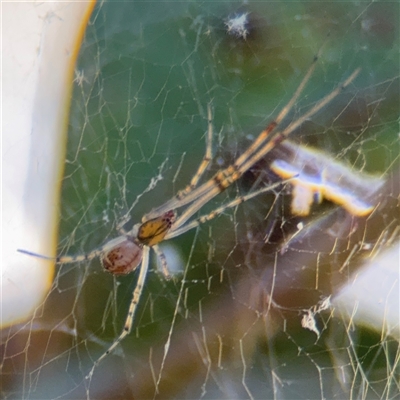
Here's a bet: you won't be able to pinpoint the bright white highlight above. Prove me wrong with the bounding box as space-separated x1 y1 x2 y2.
270 140 385 216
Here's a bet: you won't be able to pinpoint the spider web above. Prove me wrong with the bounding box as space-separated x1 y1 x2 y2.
2 1 399 399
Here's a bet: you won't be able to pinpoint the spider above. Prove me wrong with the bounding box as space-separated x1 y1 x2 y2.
18 55 360 374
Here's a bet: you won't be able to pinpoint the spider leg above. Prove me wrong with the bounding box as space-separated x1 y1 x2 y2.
18 235 139 267
165 178 291 240
17 247 102 264
178 103 214 197
144 104 215 222
172 184 222 230
153 244 171 279
234 52 320 169
87 245 151 379
165 67 360 233
143 52 324 221
236 68 361 175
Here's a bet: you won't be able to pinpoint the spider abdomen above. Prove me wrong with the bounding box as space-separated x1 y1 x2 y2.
101 239 143 275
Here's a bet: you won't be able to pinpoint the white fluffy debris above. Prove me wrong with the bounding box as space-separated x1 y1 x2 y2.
225 13 249 39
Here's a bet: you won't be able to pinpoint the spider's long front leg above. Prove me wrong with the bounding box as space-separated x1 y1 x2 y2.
87 245 151 379
178 103 214 197
234 53 319 169
235 68 361 176
168 67 361 232
165 178 292 240
143 104 214 222
143 52 323 222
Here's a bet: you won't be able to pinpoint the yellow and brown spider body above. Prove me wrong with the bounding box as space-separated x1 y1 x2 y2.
138 210 175 246
101 237 143 276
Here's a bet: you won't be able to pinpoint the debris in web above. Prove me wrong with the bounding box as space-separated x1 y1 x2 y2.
225 12 250 39
301 296 332 338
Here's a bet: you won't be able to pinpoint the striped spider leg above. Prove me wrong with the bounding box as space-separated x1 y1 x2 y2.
18 55 361 376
